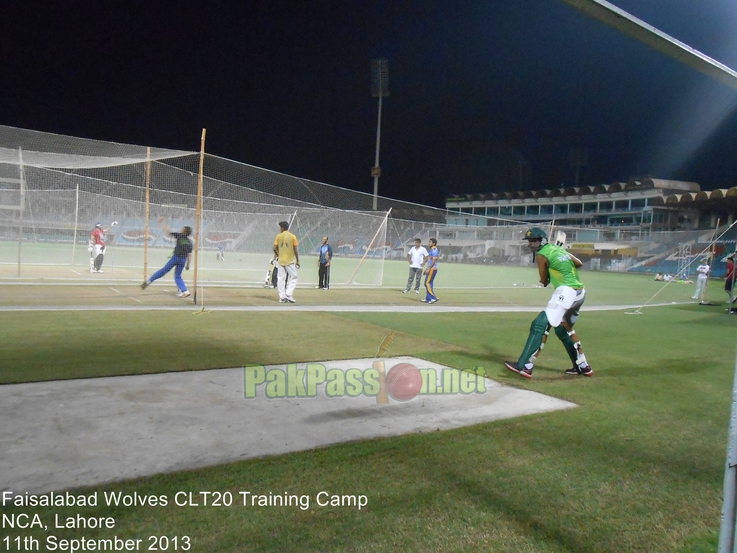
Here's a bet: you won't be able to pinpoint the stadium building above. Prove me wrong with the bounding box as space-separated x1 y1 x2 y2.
443 178 737 276
445 177 737 231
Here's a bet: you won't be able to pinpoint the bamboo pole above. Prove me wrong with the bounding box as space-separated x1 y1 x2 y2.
17 148 24 277
193 129 206 305
71 183 79 266
144 147 151 282
701 218 720 303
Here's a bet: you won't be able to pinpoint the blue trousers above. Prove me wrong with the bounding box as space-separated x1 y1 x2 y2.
150 255 188 292
424 268 438 301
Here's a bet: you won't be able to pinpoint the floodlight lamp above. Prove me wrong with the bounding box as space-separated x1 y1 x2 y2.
371 58 390 97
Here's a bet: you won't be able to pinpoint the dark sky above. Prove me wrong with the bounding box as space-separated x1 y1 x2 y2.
3 1 737 207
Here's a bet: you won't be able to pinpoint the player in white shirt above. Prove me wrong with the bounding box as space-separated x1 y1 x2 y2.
692 258 710 300
403 238 428 294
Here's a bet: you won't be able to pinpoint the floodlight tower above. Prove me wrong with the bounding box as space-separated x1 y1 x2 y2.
371 58 389 211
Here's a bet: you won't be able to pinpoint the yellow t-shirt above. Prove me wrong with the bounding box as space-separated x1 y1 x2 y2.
274 231 298 266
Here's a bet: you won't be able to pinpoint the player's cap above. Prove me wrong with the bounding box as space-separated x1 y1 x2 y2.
95 222 102 228
524 227 547 241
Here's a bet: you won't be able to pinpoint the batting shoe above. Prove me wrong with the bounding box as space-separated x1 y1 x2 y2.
402 290 409 294
504 361 532 379
285 296 296 303
415 289 420 294
427 298 438 304
279 298 288 303
565 364 594 377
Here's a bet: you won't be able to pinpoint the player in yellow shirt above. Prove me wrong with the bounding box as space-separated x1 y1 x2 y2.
273 221 300 303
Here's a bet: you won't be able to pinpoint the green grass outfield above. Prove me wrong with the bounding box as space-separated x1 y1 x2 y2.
0 241 388 286
0 244 711 309
1 268 735 552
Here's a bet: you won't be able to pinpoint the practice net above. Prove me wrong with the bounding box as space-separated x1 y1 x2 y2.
3 125 731 295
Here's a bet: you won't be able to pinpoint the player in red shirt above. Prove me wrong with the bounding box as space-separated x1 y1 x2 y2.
89 221 117 273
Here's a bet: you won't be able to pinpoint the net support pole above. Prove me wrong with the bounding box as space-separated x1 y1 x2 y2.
349 208 391 285
732 249 737 309
702 218 721 303
17 148 24 277
718 352 737 552
71 183 79 265
288 210 298 229
144 147 151 282
193 129 206 306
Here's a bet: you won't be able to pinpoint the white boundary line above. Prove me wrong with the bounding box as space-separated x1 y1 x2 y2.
0 280 535 289
0 302 688 313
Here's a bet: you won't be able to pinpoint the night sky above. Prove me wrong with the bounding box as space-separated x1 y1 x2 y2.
3 1 737 207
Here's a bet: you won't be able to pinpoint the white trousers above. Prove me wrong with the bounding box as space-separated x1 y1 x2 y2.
277 263 298 299
545 286 586 327
694 274 707 298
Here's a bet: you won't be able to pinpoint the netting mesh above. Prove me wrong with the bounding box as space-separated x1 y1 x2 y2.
0 162 394 286
546 223 737 278
0 125 505 287
0 125 191 168
3 124 730 290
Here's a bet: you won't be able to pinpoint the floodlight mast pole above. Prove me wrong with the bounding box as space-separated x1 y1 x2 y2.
371 59 389 211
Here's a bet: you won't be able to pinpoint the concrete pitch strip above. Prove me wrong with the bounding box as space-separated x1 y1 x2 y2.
0 357 576 494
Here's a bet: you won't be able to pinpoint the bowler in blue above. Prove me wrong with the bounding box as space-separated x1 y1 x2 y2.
422 238 439 304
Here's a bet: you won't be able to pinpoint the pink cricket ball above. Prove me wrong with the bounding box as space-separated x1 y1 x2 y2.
386 363 423 401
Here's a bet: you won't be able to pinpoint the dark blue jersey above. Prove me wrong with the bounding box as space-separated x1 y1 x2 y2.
319 243 333 264
171 233 193 257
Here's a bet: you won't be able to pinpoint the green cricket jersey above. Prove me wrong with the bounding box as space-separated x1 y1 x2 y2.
537 243 583 289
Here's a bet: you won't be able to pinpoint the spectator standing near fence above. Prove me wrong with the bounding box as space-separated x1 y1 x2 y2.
316 236 332 290
692 258 710 300
403 238 428 294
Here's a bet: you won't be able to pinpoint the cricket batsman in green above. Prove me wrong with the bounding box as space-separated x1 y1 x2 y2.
505 227 593 379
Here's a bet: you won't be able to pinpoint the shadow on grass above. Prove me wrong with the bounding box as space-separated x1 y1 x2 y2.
598 357 712 378
679 531 718 553
442 468 595 553
463 345 577 383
